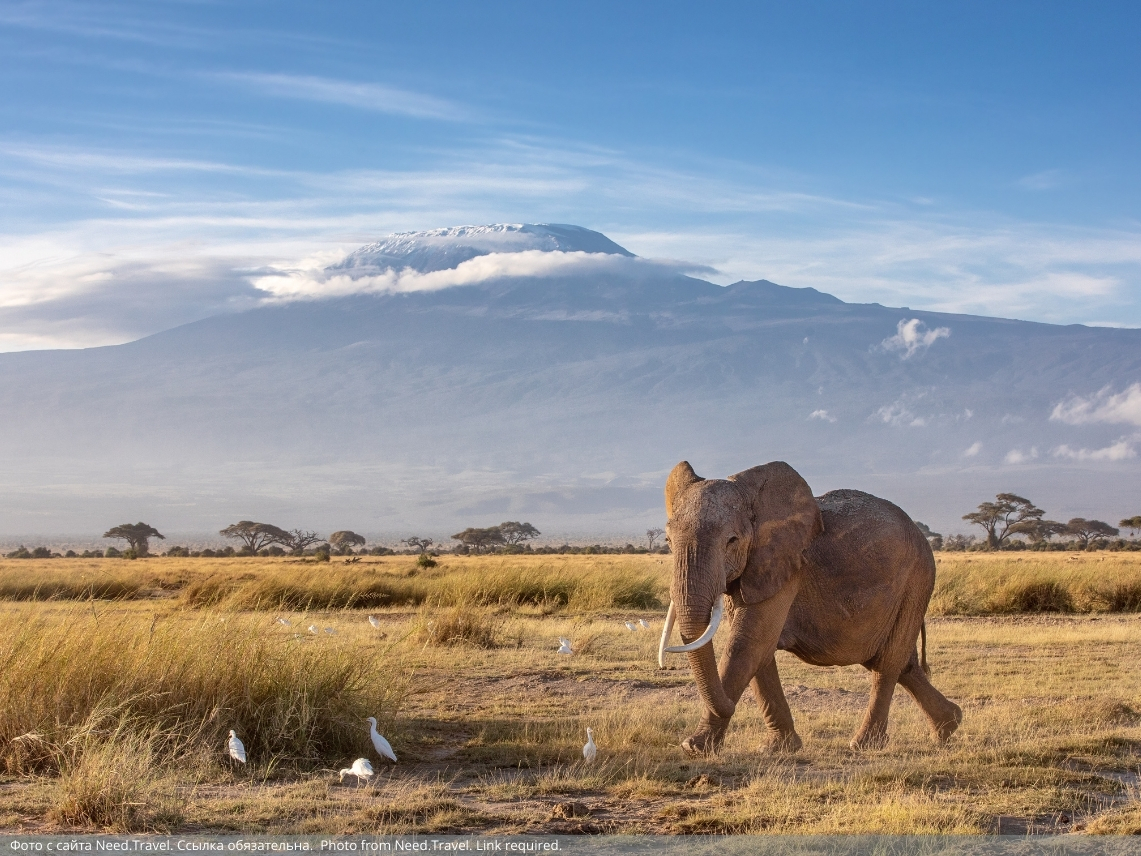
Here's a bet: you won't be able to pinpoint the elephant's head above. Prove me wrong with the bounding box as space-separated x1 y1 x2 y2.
659 460 822 718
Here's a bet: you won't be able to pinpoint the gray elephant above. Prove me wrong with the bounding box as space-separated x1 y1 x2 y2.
658 460 962 754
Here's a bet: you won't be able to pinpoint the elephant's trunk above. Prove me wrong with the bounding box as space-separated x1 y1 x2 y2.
670 545 736 720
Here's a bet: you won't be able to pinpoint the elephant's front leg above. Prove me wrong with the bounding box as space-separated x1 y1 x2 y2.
682 584 798 756
751 656 802 752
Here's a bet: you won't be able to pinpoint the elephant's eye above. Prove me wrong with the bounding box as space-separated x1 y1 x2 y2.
726 536 739 547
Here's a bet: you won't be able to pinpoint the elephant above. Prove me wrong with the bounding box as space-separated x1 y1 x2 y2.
658 460 962 754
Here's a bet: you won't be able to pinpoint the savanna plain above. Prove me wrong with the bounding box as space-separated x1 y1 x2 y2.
2 551 1141 835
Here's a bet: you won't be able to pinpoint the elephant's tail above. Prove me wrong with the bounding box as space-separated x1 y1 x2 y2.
920 620 930 676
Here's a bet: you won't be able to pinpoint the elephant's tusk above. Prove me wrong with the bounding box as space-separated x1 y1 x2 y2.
657 601 676 668
661 594 725 659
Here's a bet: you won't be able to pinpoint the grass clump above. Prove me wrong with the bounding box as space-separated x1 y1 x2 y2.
415 605 501 649
0 607 406 776
50 720 182 832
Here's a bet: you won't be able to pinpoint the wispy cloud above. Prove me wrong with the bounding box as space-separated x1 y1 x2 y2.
1017 169 1066 191
962 441 982 457
253 250 707 301
808 409 836 422
1052 438 1137 461
217 72 471 122
1050 384 1141 427
1005 447 1039 464
879 318 950 359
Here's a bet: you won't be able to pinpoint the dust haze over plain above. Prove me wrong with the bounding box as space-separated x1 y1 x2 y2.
1 224 1138 545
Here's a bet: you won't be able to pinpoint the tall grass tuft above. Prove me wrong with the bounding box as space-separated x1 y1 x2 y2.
0 607 405 776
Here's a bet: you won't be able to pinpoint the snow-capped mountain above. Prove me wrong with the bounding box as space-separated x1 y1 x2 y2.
329 223 633 275
1 225 1138 541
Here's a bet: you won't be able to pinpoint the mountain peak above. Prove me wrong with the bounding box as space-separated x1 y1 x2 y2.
331 223 634 275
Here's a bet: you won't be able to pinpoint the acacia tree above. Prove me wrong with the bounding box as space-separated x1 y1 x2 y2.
962 493 1045 549
329 530 366 553
498 521 540 547
284 529 325 554
103 522 164 557
1121 516 1141 537
219 521 290 553
1023 519 1069 544
452 527 505 554
402 536 434 554
1066 518 1119 549
646 527 665 551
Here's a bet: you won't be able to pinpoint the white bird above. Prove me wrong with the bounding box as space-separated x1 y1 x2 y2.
557 637 574 655
277 617 291 627
638 619 650 629
366 716 397 762
368 615 381 629
583 728 597 763
227 729 246 764
324 627 337 635
624 621 637 631
308 624 318 634
339 757 374 783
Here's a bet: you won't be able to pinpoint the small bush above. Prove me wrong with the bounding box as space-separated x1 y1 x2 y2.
31 546 52 559
416 605 500 649
6 546 31 559
104 547 120 558
417 553 438 569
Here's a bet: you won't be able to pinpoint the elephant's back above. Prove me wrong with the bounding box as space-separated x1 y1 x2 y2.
780 489 935 666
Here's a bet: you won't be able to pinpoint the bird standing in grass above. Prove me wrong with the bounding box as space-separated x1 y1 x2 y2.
277 617 291 627
638 619 649 629
324 627 337 635
339 757 374 784
308 624 318 634
583 728 597 763
366 717 397 762
624 621 637 631
368 615 381 628
557 637 574 655
227 730 246 764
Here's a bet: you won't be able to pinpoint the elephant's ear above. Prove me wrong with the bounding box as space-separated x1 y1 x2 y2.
728 461 822 604
665 461 703 517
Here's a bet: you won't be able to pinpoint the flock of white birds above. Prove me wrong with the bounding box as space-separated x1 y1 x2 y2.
226 611 633 781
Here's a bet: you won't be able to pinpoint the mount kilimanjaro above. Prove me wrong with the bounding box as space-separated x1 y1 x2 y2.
1 224 1138 540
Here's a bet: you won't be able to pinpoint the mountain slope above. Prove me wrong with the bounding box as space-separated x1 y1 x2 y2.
1 226 1138 540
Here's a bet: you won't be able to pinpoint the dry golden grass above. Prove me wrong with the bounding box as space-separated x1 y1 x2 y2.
2 551 1141 834
931 551 1141 615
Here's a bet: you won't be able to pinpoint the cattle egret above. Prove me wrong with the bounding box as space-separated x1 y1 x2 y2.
227 730 246 764
557 637 574 655
277 617 291 627
324 627 337 635
624 621 637 631
308 625 318 634
583 728 597 763
638 619 650 629
366 716 397 762
339 757 374 783
368 615 381 628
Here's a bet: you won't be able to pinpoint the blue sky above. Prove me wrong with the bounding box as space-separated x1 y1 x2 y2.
1 0 1139 349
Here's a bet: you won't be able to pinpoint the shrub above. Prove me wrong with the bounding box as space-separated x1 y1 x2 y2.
415 605 500 649
64 550 77 558
417 553 438 569
200 549 217 558
104 547 121 558
6 546 31 559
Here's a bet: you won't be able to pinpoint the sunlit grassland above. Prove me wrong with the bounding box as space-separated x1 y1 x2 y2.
1 552 1140 833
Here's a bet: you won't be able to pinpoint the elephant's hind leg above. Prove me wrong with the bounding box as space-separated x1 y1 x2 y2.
751 656 802 752
851 668 899 750
898 653 962 743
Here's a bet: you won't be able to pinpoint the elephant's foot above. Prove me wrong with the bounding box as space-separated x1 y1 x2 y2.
929 701 963 743
759 730 802 754
849 723 889 751
681 716 729 756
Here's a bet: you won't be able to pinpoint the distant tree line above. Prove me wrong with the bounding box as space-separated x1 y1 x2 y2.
913 494 1141 552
